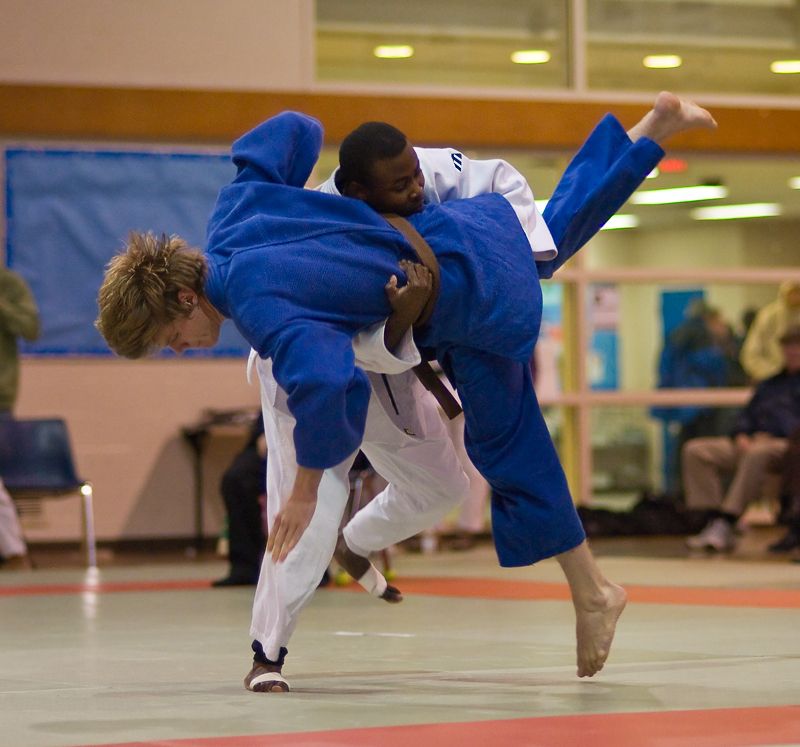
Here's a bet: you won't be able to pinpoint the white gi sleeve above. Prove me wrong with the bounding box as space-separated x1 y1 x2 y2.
415 147 558 261
314 172 342 196
351 320 421 374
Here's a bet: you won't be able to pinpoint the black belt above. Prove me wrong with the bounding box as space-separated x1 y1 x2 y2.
383 214 462 420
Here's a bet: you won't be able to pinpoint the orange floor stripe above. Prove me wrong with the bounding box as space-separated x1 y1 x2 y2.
3 574 800 608
0 579 213 596
80 704 800 747
339 575 800 608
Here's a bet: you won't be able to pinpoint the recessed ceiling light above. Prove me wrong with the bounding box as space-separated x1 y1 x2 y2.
511 50 551 65
601 215 639 230
374 45 414 59
535 199 548 212
643 55 682 69
646 168 659 179
632 185 728 205
691 203 782 220
789 176 800 190
771 60 800 74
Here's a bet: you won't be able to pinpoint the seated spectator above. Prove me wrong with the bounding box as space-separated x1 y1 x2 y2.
767 427 800 554
212 414 267 587
652 300 746 496
683 325 800 552
740 281 800 382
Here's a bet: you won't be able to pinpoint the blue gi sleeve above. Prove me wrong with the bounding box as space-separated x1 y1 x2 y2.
232 111 323 188
537 114 664 278
269 322 371 469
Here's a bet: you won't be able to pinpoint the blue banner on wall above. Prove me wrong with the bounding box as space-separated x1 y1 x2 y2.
5 147 249 356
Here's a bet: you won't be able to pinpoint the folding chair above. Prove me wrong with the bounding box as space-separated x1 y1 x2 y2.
0 417 97 568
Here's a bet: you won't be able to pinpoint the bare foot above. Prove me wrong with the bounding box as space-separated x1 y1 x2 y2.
627 91 717 144
575 582 627 677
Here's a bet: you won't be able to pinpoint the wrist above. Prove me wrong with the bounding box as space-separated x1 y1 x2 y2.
292 466 323 499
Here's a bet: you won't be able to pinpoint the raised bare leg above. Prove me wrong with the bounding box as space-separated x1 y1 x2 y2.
627 91 717 144
556 540 627 677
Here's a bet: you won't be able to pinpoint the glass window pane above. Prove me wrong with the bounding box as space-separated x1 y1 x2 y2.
315 0 569 90
582 282 786 393
591 403 754 502
586 0 800 96
591 406 655 500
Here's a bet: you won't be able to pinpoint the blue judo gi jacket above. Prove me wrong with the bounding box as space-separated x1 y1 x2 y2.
205 111 542 470
205 110 664 566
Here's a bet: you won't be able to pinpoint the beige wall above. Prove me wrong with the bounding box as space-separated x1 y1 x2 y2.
16 357 259 543
3 1 798 542
1 0 312 544
0 0 314 91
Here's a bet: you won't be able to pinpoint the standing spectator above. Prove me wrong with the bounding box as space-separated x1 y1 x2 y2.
0 265 40 416
741 281 800 382
683 326 800 552
0 265 40 569
212 414 267 586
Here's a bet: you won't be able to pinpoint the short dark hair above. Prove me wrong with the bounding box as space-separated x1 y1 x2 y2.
336 121 408 191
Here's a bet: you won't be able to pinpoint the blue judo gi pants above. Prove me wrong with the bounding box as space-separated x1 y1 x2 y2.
440 115 664 568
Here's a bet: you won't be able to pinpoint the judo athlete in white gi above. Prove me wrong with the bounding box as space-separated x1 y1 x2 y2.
243 122 565 677
95 92 716 693
250 125 557 624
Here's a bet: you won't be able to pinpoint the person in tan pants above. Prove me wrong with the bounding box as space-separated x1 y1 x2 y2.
766 427 800 554
683 326 800 552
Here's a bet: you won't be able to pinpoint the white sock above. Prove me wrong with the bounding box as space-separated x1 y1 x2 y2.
357 563 387 597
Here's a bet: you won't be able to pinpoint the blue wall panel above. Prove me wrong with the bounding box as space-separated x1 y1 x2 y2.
5 148 249 357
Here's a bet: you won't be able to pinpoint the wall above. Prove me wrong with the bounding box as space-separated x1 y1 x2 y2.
16 357 259 542
2 1 799 541
2 0 310 543
0 0 314 91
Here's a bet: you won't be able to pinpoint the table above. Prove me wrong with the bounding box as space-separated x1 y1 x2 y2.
181 407 260 553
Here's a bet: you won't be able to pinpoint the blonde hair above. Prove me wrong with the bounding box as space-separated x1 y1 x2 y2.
95 231 206 358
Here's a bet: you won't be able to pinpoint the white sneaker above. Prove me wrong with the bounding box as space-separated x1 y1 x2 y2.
686 517 736 552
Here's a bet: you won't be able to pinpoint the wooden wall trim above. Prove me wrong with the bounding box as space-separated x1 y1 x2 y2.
3 83 800 153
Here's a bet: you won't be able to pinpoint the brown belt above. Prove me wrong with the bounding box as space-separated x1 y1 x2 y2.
383 214 462 420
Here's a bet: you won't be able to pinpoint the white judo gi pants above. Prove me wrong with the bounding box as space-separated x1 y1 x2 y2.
0 478 26 558
249 357 469 660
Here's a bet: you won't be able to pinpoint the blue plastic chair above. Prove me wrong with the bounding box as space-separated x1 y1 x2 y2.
0 417 97 568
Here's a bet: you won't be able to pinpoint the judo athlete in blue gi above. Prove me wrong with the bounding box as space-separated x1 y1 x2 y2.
96 92 716 691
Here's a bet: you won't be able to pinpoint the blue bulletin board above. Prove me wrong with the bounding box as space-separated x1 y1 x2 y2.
5 147 249 356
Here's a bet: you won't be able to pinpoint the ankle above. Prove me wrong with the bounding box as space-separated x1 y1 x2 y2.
251 641 287 669
713 511 739 526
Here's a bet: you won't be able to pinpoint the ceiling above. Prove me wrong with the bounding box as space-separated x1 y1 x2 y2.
314 0 800 232
316 0 800 95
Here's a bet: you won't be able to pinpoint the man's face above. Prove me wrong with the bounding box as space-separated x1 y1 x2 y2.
358 141 425 216
157 296 222 354
782 340 800 373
